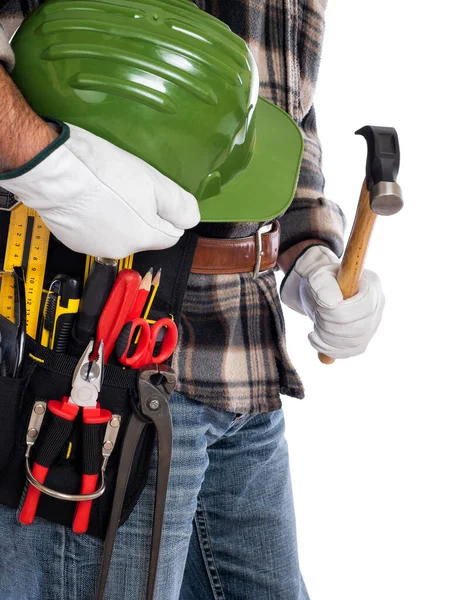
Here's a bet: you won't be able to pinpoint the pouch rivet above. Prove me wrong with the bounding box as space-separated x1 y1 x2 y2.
34 404 46 415
28 428 38 439
110 417 121 428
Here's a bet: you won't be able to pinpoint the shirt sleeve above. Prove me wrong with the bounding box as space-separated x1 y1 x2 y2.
0 24 15 72
278 104 346 257
275 0 346 258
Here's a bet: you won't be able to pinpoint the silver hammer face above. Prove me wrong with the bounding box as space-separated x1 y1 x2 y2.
356 126 404 216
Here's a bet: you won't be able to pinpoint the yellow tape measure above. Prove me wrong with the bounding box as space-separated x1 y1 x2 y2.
0 204 50 339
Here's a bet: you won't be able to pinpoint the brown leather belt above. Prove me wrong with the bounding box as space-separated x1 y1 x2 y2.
192 221 280 278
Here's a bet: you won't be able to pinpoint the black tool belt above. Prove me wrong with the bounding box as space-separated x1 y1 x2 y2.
0 229 198 596
0 339 143 536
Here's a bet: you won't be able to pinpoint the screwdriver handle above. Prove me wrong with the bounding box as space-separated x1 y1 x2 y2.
76 258 118 344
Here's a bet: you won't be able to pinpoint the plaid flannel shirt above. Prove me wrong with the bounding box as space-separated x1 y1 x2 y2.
0 0 345 414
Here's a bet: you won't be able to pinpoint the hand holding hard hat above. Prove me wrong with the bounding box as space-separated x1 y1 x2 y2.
0 120 200 258
7 0 303 229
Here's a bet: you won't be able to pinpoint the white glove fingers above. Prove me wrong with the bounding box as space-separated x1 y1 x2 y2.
314 291 384 332
308 331 368 359
1 123 200 257
293 245 340 278
313 294 385 354
307 266 343 308
282 245 386 361
313 274 384 327
330 270 383 310
152 212 184 239
154 172 200 230
312 323 366 350
314 294 385 346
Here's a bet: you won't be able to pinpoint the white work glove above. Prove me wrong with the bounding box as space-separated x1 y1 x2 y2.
0 120 200 258
280 245 385 359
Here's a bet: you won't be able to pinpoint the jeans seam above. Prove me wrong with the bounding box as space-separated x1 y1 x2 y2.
59 522 67 600
194 494 226 600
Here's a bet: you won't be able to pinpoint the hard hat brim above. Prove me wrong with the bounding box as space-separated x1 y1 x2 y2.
198 97 304 222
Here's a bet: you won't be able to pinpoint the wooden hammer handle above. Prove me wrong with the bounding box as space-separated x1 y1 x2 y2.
318 179 377 365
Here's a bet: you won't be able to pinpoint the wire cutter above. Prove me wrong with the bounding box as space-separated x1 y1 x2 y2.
20 340 118 533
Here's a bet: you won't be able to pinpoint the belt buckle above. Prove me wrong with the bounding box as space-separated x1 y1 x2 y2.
253 223 273 279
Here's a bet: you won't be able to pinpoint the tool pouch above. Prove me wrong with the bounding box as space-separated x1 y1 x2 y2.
0 231 198 539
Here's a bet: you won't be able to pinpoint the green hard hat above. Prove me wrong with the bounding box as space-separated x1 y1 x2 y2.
11 0 303 222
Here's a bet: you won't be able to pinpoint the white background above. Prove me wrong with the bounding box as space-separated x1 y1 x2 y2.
281 1 450 599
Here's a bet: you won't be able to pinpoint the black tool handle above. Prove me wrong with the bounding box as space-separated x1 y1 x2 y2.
75 258 118 344
12 267 26 378
0 315 18 377
115 322 133 359
53 312 78 354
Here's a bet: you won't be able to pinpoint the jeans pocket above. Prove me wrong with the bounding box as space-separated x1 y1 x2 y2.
0 375 27 474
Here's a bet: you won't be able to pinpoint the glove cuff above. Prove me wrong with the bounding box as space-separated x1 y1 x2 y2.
0 118 68 181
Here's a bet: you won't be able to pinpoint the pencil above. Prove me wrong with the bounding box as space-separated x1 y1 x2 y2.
127 269 153 321
143 268 161 320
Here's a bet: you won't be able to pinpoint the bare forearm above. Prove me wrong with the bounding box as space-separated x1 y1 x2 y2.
0 65 57 172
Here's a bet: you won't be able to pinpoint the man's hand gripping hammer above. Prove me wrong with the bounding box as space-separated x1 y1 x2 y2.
319 126 404 365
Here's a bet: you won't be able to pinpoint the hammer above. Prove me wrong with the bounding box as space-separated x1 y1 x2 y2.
319 125 404 365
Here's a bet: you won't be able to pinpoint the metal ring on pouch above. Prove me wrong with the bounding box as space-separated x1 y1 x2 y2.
25 458 106 502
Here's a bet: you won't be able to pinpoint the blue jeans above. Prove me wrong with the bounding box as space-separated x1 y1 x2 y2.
0 393 309 600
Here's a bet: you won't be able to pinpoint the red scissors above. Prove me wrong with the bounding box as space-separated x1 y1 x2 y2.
115 317 178 368
93 268 178 369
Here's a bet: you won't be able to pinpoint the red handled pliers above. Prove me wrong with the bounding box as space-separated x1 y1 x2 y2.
20 340 112 533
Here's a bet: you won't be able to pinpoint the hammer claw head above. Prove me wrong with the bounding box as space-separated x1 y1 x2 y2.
356 125 403 216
